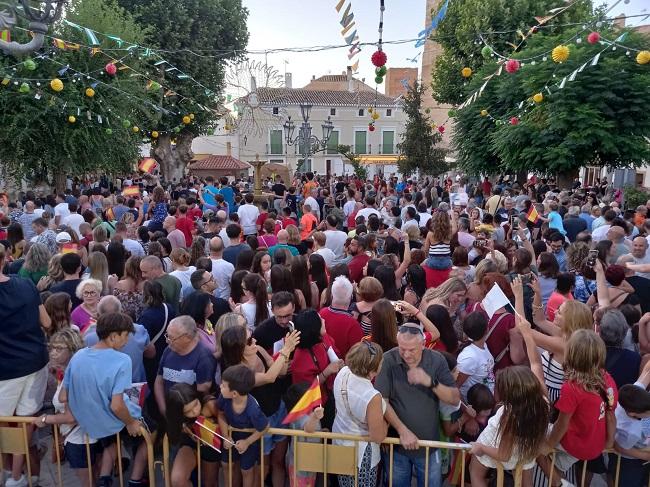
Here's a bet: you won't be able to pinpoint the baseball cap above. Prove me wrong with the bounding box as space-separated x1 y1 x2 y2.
55 232 72 243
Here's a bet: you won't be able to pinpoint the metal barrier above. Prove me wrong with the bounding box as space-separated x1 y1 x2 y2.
0 416 156 487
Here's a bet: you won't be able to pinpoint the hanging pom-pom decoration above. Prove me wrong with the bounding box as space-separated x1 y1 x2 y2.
438 125 445 133
23 58 37 71
480 109 488 117
505 59 520 74
182 115 191 125
375 66 387 77
448 109 457 117
132 126 140 133
122 119 131 128
368 123 376 132
375 76 384 84
151 131 159 139
85 87 95 98
50 78 64 92
371 111 380 120
461 67 472 78
481 46 493 59
533 93 544 103
637 51 650 65
105 63 117 76
105 128 113 135
19 82 30 93
510 117 519 125
552 45 570 63
587 32 601 44
371 49 387 67
68 115 76 124
189 113 195 120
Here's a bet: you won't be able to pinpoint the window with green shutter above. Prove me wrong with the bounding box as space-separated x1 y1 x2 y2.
269 130 283 155
326 130 339 154
354 131 367 154
382 131 394 154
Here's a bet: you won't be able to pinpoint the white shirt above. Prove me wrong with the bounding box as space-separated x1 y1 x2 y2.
592 224 611 242
170 266 197 300
614 381 649 458
121 238 145 257
304 196 320 217
237 204 260 235
210 257 234 299
62 213 85 236
457 343 495 401
356 207 380 222
402 219 419 233
323 229 347 261
400 204 415 222
315 247 337 268
629 252 650 279
343 200 356 219
219 228 231 248
418 212 432 229
54 202 70 221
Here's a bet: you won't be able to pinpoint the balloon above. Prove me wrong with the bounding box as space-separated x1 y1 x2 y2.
50 78 64 92
85 87 95 98
105 63 117 76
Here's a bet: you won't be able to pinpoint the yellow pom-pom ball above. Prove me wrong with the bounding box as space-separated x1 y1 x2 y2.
533 93 544 103
132 126 140 133
371 111 380 120
637 50 650 65
189 113 195 120
552 45 570 63
85 88 95 98
480 109 488 117
67 115 76 124
368 107 373 113
224 124 232 131
50 78 64 92
151 131 159 139
461 67 472 78
182 115 191 125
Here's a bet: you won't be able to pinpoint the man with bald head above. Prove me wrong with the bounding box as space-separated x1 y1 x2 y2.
17 200 38 241
140 255 181 309
268 229 299 257
163 216 186 249
209 236 234 299
622 236 650 280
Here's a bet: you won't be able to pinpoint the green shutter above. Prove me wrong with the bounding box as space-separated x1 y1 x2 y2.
326 130 339 154
382 131 394 154
270 130 283 154
354 131 367 154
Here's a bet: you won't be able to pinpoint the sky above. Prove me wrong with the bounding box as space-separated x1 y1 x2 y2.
241 0 648 93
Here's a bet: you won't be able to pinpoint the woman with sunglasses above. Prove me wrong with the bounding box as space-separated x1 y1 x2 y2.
332 341 387 487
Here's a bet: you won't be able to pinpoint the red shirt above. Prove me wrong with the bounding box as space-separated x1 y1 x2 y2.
256 211 269 229
467 302 515 370
291 334 340 404
275 217 297 234
319 307 364 358
555 373 617 460
175 216 195 247
188 206 203 221
348 253 370 284
423 266 451 289
481 180 492 196
546 292 573 322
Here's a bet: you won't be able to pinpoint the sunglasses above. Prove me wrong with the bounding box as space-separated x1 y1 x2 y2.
363 340 377 357
398 325 424 336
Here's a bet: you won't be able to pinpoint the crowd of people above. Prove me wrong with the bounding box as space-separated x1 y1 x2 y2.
1 170 650 487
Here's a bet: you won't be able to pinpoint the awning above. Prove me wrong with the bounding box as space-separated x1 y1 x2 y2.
357 154 400 165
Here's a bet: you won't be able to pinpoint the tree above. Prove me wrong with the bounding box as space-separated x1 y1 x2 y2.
397 81 447 176
117 0 249 180
338 144 368 180
430 0 591 105
453 25 650 177
0 0 150 189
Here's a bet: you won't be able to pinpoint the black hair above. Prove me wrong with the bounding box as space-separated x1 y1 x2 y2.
143 280 164 307
226 223 241 239
180 291 212 327
440 350 457 373
467 383 496 412
556 272 575 294
426 304 458 353
166 383 201 444
222 364 255 395
619 304 641 328
235 248 255 271
308 253 328 297
462 311 488 341
374 265 400 301
60 252 81 275
230 270 248 304
365 259 382 278
293 309 323 349
96 312 135 340
383 236 399 256
619 384 650 414
406 265 426 299
548 232 564 244
243 273 270 325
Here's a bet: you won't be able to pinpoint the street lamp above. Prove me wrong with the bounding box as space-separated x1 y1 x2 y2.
283 100 334 173
0 0 66 57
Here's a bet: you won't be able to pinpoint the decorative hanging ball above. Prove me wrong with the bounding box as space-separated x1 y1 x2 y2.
132 126 140 133
533 92 544 103
481 46 493 59
23 58 36 71
224 124 232 131
438 125 445 134
19 82 30 93
425 108 431 114
151 131 159 139
461 67 472 78
368 124 376 132
375 76 384 84
189 113 195 120
105 128 113 135
480 109 488 117
182 115 191 125
505 59 521 74
371 111 380 120
50 78 64 92
531 26 540 34
148 81 161 91
448 109 457 117
122 119 131 128
587 32 601 44
174 126 181 133
85 87 95 98
105 63 117 76
637 51 650 65
68 115 76 124
375 65 387 76
371 49 387 67
551 45 570 63
430 122 437 129
510 117 519 125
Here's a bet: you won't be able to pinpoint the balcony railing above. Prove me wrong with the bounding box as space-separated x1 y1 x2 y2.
266 143 284 155
379 143 395 154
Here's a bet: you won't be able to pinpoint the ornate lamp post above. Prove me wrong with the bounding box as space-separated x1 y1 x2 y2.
283 100 334 173
0 0 65 57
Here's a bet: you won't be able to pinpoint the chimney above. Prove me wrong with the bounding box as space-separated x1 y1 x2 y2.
346 66 353 92
285 72 292 88
226 142 232 157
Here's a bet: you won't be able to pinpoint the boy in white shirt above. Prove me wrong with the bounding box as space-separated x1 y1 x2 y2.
456 311 495 402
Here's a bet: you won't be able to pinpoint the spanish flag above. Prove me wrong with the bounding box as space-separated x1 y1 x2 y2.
526 205 540 224
0 30 10 42
138 157 156 173
61 243 78 254
122 185 140 197
282 378 321 424
192 416 222 452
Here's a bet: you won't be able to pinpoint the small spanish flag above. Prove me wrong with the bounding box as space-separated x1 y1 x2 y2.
138 157 156 173
61 243 78 254
1 30 10 43
122 185 140 197
192 416 222 452
526 205 540 224
282 377 321 424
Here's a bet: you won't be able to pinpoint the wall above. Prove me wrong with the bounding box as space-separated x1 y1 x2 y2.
385 67 418 98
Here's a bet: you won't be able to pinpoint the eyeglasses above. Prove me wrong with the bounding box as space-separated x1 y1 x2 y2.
200 275 214 287
398 324 424 336
83 290 98 297
48 344 69 352
165 333 187 343
275 313 293 320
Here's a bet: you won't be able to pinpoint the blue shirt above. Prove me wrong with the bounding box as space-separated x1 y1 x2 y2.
158 342 216 392
64 347 142 439
548 211 566 236
84 324 151 383
579 212 595 230
218 186 235 212
202 185 218 206
553 248 567 272
216 394 268 439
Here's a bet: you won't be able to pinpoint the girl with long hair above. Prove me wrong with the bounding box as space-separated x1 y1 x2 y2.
36 253 64 292
113 256 145 320
402 264 426 307
233 273 271 329
106 241 128 278
181 292 216 351
271 264 306 310
84 251 113 295
290 255 318 309
251 251 272 284
189 236 207 266
423 210 456 270
44 292 73 337
425 304 458 354
18 242 51 285
373 265 400 302
308 253 328 298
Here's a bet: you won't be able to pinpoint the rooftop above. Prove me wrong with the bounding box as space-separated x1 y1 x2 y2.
188 155 250 171
255 87 400 107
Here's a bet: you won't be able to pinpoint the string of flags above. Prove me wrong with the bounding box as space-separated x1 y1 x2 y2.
335 0 361 72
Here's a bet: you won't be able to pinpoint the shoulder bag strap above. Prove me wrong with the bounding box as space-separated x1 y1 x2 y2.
484 311 509 363
150 303 169 345
340 370 366 428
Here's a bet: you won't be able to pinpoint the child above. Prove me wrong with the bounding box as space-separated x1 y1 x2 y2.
166 383 220 487
217 364 269 487
457 311 495 402
283 383 324 487
537 329 617 487
459 384 495 444
609 361 650 486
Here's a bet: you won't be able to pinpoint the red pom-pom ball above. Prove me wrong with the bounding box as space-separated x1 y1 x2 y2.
587 32 601 44
368 124 376 132
510 117 519 125
105 63 117 76
505 59 520 74
371 50 387 67
438 125 445 133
